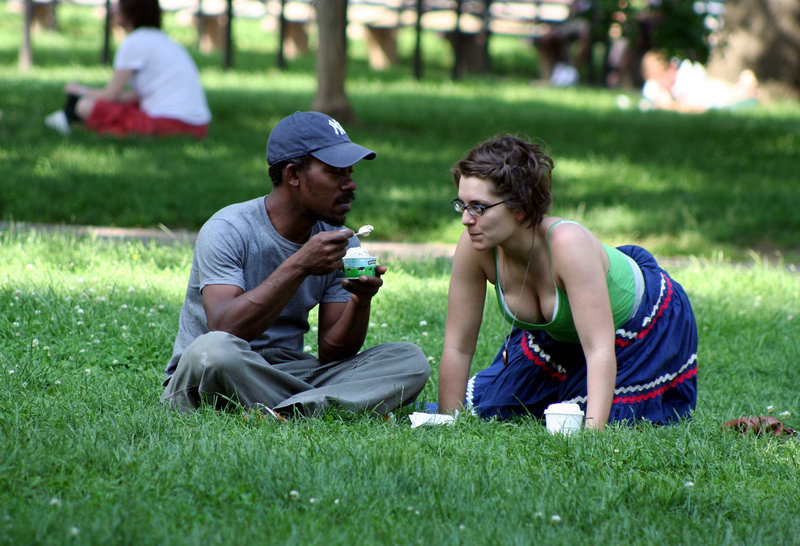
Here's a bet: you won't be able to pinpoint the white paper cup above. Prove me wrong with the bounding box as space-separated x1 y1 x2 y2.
544 403 584 435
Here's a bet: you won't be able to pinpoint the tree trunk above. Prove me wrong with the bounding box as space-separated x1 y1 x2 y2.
707 0 800 94
310 0 356 124
19 0 34 70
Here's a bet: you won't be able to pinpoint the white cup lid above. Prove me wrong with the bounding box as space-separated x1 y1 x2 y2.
544 402 584 415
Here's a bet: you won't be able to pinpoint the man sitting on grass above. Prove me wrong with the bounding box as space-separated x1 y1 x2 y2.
161 111 430 418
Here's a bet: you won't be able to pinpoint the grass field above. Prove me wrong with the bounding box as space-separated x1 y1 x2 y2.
2 4 800 545
2 229 799 544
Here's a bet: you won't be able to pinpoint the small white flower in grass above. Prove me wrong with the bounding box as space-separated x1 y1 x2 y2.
12 322 19 328
8 370 14 375
427 356 435 363
779 411 791 417
767 405 774 413
381 323 388 328
70 526 80 537
84 368 91 375
309 497 317 504
43 346 50 351
128 286 136 293
684 481 695 487
333 498 340 505
311 326 318 333
32 339 39 348
112 360 119 365
49 497 61 507
534 511 543 519
551 514 561 523
76 308 84 315
421 331 429 337
459 524 466 531
288 490 300 500
303 345 312 353
419 320 428 327
55 380 61 385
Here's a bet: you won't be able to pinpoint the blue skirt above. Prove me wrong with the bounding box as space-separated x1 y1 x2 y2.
466 245 698 425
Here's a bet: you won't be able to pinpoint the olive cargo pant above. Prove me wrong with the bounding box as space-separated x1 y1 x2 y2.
161 331 430 416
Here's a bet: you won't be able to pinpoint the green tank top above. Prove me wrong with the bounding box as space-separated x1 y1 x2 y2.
494 220 641 344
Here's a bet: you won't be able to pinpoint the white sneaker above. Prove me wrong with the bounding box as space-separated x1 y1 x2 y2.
550 63 579 87
45 110 71 135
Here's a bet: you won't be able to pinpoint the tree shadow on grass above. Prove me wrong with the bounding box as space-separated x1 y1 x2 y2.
3 38 798 258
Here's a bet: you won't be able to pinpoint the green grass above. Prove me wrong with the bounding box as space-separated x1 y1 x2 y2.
2 5 800 260
2 4 800 544
1 230 799 544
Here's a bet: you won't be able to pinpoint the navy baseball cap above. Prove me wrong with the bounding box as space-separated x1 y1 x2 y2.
266 111 376 168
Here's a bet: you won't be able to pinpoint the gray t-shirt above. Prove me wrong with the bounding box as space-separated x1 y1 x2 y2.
165 196 358 378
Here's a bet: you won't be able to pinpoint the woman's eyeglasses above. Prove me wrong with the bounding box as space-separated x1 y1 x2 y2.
451 198 509 217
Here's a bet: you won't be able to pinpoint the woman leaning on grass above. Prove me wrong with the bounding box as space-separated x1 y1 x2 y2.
437 134 698 429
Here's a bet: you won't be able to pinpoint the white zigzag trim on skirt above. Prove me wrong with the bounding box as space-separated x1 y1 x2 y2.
524 336 568 376
641 272 667 329
615 272 667 340
563 352 697 405
465 375 478 416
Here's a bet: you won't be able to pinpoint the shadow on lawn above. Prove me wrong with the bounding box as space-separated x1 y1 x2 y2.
2 35 799 259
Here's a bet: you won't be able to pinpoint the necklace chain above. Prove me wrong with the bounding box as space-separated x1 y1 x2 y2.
501 236 536 366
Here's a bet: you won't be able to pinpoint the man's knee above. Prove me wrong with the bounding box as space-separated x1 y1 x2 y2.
392 341 432 382
179 331 244 377
165 331 252 410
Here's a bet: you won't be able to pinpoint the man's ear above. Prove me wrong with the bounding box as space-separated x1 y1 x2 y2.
283 163 302 188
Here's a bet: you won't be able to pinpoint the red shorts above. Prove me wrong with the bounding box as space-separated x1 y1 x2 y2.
86 100 208 138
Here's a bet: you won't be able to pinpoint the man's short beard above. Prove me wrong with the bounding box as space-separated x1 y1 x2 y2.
318 193 355 226
318 214 345 227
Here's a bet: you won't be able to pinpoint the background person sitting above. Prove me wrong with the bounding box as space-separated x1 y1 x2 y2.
45 0 211 137
640 49 759 113
533 0 592 87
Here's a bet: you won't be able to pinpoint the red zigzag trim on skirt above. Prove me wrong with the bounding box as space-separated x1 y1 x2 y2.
520 336 566 381
612 366 697 405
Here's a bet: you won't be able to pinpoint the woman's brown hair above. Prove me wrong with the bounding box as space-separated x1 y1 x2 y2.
451 134 554 227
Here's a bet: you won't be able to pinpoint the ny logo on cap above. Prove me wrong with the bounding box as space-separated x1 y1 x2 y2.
328 119 346 136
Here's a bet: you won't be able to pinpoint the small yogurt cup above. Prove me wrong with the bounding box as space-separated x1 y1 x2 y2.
543 402 584 435
343 256 377 278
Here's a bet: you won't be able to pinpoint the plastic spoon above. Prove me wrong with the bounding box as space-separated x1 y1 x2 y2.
353 225 374 238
